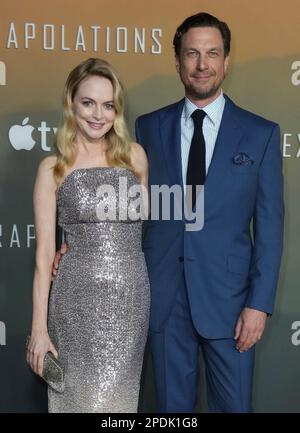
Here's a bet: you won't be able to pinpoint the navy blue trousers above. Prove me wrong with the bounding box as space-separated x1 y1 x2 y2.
149 279 255 413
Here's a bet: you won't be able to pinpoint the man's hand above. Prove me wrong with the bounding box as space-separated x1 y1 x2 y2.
234 307 267 352
51 242 67 280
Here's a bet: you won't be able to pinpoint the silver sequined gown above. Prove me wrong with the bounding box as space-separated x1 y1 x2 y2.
48 167 150 413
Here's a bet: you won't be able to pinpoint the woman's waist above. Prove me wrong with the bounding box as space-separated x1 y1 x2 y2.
57 247 146 271
65 242 143 255
61 222 141 250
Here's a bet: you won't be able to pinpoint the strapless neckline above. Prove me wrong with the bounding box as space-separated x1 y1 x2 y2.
56 166 139 196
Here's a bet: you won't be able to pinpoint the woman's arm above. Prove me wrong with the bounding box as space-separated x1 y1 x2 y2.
27 155 58 376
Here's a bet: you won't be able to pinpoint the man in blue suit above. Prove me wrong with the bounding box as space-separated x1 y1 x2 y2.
135 12 284 412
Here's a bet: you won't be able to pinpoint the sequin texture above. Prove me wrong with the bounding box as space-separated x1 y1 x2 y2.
48 167 150 413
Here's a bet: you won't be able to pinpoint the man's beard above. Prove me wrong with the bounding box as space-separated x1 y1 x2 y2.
185 81 221 101
184 72 226 101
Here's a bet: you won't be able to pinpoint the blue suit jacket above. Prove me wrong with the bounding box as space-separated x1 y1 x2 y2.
135 95 284 338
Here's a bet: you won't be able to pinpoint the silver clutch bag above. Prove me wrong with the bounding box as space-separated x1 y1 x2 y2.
26 335 65 393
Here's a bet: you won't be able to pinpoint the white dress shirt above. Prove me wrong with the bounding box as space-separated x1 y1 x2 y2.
181 91 225 192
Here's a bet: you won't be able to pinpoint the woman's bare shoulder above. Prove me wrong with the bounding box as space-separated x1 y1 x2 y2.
130 142 148 168
35 155 57 186
37 155 57 171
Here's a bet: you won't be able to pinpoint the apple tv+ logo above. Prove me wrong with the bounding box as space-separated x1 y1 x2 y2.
8 117 57 151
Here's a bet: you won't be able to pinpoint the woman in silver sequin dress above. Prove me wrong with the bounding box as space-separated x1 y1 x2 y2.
26 58 150 413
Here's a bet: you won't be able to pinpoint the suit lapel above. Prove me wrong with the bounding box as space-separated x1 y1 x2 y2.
158 96 245 216
159 99 185 188
204 96 245 210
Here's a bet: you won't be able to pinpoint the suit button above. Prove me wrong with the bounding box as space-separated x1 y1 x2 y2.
178 256 184 262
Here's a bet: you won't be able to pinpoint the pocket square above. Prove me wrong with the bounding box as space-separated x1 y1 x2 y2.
232 152 254 166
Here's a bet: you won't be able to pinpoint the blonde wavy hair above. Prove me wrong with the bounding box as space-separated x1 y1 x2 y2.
53 58 134 182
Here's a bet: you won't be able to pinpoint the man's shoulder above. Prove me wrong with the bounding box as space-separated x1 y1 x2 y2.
136 99 184 124
225 95 279 129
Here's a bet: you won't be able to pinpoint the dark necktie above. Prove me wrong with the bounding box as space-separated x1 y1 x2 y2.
186 109 206 210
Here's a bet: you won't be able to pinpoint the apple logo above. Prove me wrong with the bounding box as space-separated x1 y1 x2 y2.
9 117 36 150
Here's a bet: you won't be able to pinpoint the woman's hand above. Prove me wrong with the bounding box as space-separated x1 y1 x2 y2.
26 332 58 377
